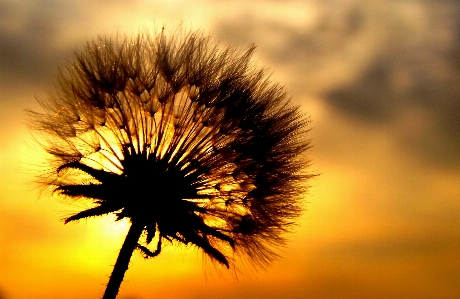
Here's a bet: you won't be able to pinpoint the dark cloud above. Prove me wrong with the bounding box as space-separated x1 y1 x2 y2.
0 1 84 89
326 59 399 123
324 3 460 167
215 3 368 78
215 1 460 168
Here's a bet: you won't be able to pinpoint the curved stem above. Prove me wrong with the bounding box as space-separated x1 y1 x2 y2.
102 221 144 299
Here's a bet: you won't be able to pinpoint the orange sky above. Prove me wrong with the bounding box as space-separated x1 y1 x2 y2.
1 1 460 299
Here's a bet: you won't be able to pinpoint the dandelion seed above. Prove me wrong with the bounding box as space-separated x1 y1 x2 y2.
27 26 314 299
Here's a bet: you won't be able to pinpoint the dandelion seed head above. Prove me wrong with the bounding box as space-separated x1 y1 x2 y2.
28 27 313 271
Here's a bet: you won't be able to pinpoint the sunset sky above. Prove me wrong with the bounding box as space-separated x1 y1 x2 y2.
1 1 460 299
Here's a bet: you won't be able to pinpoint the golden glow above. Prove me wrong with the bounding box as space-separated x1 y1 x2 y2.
3 98 460 298
1 2 460 299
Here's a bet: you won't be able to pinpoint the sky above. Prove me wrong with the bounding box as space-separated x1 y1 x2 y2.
1 0 460 298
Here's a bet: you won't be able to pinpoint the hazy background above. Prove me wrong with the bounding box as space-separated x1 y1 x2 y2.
1 1 459 298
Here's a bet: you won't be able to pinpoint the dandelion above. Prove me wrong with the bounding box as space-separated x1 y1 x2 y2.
28 27 313 299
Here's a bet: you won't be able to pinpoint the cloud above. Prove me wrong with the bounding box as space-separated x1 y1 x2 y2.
3 0 459 168
214 0 460 168
324 2 460 168
0 0 86 88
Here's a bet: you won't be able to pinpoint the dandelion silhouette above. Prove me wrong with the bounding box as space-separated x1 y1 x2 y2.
28 27 313 299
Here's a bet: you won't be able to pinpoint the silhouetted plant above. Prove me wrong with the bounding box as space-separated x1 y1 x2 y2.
28 27 313 299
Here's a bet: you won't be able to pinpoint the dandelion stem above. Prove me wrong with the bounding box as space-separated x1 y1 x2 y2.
102 220 144 299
